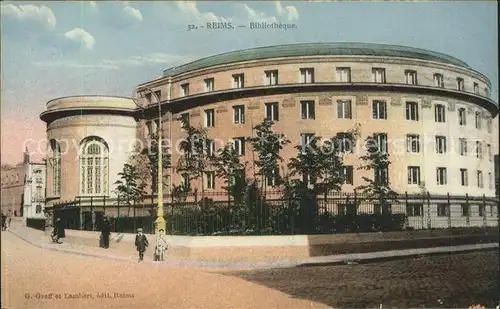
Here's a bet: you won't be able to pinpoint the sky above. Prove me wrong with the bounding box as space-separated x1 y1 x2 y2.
1 1 498 165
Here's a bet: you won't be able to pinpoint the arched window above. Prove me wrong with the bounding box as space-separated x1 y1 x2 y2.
79 137 109 195
50 139 61 196
36 205 42 213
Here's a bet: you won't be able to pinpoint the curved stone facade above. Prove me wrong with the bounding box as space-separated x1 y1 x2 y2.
42 96 137 206
135 43 498 197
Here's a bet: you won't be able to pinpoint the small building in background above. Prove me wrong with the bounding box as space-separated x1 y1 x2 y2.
23 155 47 219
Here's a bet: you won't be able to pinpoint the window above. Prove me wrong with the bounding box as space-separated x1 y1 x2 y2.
179 112 189 128
406 134 420 153
488 172 493 190
473 82 479 94
436 167 447 185
205 139 215 157
458 108 467 126
205 171 215 190
485 87 490 97
144 92 152 104
232 137 245 156
477 170 483 188
460 169 468 186
406 102 419 121
437 204 449 217
36 205 42 213
476 141 482 159
374 167 389 185
233 105 245 124
204 78 214 92
336 67 351 82
459 138 468 156
342 165 353 184
372 68 386 83
487 118 492 133
435 104 446 123
478 205 485 217
233 73 244 88
79 136 109 195
50 140 61 196
299 68 314 83
300 133 315 151
372 100 387 120
407 166 420 185
487 144 492 161
265 70 279 85
433 73 444 88
181 173 189 187
35 186 42 199
405 70 417 85
300 100 315 119
373 133 388 153
265 102 279 121
337 100 352 119
180 83 189 96
461 204 469 217
456 78 464 91
337 132 354 153
204 109 215 127
406 204 423 216
266 168 279 187
154 90 161 101
475 112 481 129
435 136 447 154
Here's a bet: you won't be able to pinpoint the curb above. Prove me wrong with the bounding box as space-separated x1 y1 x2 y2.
5 229 298 270
5 228 499 271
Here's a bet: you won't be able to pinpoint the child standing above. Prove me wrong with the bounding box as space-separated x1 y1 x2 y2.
154 229 168 261
134 228 149 262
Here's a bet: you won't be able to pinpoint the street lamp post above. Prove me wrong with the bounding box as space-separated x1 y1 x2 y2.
133 87 166 235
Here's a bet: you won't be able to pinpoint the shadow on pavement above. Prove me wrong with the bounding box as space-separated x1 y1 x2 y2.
224 250 499 308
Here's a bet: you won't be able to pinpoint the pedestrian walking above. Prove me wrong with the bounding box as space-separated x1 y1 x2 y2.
134 228 149 262
1 213 6 231
7 216 11 228
52 218 65 243
154 229 168 261
100 217 111 249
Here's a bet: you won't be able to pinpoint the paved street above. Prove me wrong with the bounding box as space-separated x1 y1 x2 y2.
228 250 500 308
1 232 329 309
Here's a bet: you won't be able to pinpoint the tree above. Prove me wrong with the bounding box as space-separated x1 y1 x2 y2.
356 134 398 213
247 118 290 195
210 142 246 203
176 117 210 200
287 136 345 194
113 163 148 216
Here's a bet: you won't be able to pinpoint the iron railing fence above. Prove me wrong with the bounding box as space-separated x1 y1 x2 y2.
46 191 499 235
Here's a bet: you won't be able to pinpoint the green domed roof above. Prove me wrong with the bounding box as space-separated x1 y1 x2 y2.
163 42 471 77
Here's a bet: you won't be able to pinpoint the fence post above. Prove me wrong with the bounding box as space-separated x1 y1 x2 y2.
103 196 106 217
90 196 94 231
447 193 451 228
354 189 358 215
133 199 137 232
426 192 431 229
78 196 83 230
117 196 120 233
482 194 487 228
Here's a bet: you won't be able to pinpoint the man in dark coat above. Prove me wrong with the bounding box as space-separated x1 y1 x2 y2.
1 213 6 231
134 228 149 262
52 218 65 243
100 217 111 249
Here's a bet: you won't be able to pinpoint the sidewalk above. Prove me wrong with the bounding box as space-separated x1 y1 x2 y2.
5 222 499 271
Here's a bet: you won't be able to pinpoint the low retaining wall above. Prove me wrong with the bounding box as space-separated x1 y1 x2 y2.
62 227 499 263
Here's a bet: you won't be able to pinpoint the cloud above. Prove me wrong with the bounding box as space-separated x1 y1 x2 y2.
89 1 97 9
275 1 299 21
64 28 96 51
242 4 277 23
123 5 143 22
0 3 57 29
31 53 195 70
101 53 196 68
175 1 228 23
